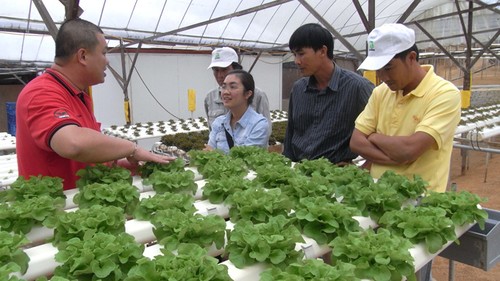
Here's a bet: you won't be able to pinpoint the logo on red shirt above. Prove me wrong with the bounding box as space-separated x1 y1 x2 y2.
54 109 70 118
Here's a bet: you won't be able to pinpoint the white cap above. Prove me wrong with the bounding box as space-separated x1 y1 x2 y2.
358 23 415 71
207 47 239 69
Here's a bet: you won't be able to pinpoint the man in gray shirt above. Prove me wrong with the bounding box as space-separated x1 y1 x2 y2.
205 47 271 135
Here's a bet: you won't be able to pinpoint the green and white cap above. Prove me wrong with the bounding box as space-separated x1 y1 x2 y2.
207 47 239 69
358 23 415 71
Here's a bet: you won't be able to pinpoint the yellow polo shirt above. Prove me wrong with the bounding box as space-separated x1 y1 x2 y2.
355 65 461 192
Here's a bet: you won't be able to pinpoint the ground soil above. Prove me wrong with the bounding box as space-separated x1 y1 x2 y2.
432 145 500 281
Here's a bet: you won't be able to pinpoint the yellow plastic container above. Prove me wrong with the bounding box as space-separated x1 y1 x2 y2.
461 89 471 109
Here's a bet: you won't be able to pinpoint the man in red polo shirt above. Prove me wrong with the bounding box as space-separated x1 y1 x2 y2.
16 18 174 190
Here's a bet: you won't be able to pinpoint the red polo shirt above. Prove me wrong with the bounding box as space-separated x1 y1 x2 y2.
16 69 101 190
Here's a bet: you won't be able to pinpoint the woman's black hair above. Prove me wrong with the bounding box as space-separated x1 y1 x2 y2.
226 69 255 105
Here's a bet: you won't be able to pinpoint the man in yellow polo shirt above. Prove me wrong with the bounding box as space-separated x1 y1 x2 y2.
350 22 461 281
350 23 461 281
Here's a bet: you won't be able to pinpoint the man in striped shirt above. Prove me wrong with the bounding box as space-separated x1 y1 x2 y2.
283 23 374 165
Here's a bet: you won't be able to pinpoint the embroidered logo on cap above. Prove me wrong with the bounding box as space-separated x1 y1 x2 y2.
368 40 375 51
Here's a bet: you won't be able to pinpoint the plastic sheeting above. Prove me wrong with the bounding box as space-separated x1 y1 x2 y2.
0 0 498 64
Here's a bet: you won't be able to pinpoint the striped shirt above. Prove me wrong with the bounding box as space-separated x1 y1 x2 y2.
283 65 374 164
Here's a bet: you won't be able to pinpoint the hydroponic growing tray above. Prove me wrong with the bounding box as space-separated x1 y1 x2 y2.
439 208 500 271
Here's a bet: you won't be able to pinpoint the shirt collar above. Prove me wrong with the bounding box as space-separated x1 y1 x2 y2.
46 68 83 96
406 65 434 98
306 63 341 93
45 68 88 105
214 87 224 104
222 106 254 129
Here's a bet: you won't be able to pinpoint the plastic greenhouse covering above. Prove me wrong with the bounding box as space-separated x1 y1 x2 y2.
0 0 498 66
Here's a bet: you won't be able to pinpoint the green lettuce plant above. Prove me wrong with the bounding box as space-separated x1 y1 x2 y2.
124 243 232 281
151 209 226 251
376 171 428 200
227 187 293 224
35 276 73 281
143 170 197 195
53 232 144 280
202 176 254 204
260 259 360 281
76 164 132 188
0 195 65 234
0 265 25 281
200 158 248 180
0 175 65 202
188 150 249 179
420 190 488 229
226 215 304 269
0 231 29 276
73 182 139 216
378 206 457 253
329 228 415 281
280 174 335 204
188 150 226 170
133 192 196 220
254 164 297 189
137 158 186 179
45 205 126 246
291 196 362 245
324 164 373 188
294 157 338 178
229 146 291 169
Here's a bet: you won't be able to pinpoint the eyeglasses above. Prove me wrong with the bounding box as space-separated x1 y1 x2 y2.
220 82 243 91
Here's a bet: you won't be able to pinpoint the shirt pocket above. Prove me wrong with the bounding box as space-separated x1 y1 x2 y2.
233 127 250 146
215 130 228 148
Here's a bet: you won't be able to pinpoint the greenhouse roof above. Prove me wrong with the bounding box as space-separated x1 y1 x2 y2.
0 0 499 79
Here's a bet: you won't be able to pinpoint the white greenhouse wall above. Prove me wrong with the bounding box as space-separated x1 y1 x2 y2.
92 52 283 128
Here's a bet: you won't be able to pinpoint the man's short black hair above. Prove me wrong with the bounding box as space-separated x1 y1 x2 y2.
231 62 243 70
394 44 419 61
55 18 104 62
289 23 334 59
